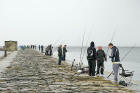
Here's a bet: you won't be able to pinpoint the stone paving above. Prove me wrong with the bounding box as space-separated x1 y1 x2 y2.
0 49 135 93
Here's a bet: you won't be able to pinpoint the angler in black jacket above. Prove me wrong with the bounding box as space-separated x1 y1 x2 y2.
96 46 107 76
58 45 63 65
87 41 96 77
62 45 67 61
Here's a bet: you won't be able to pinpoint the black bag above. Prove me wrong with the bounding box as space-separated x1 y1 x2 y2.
119 81 128 86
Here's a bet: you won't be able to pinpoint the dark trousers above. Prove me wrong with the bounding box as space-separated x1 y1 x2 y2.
62 54 66 61
97 61 104 75
45 51 49 55
88 60 96 76
41 49 43 53
49 50 52 56
58 56 62 65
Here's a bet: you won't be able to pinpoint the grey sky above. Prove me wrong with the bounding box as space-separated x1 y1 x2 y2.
0 0 140 46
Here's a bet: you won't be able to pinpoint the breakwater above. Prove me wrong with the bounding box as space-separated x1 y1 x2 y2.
0 49 135 93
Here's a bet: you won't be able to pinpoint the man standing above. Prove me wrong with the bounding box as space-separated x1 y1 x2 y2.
96 46 107 76
109 43 120 82
58 45 63 65
87 41 96 77
49 44 53 56
41 45 44 53
62 45 67 61
39 45 41 51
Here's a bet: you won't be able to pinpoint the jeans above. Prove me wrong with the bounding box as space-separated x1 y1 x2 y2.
113 64 120 82
62 54 66 61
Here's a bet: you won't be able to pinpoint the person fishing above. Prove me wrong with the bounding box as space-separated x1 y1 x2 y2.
39 45 41 51
41 45 44 53
58 45 63 65
49 44 53 56
33 45 35 50
45 45 49 56
108 43 120 83
96 46 107 76
87 41 96 77
34 45 36 49
62 45 67 61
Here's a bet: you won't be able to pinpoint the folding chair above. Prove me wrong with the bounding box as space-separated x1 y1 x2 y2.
119 64 134 86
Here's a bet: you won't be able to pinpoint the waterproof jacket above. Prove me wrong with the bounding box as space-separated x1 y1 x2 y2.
58 47 62 57
110 46 120 62
87 47 96 60
63 47 67 55
96 50 106 62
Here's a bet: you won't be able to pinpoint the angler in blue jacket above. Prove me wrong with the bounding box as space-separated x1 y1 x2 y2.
108 43 120 82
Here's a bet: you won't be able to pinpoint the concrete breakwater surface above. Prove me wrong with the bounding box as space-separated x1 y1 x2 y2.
0 49 135 93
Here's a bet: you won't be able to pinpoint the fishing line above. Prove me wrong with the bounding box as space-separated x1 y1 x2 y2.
106 30 116 56
121 44 136 62
79 29 86 68
81 27 93 63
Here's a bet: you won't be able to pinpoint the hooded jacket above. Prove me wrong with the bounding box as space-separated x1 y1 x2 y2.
87 42 96 60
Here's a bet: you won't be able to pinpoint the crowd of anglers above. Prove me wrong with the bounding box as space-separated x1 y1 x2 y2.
56 42 120 83
86 41 120 83
21 42 120 83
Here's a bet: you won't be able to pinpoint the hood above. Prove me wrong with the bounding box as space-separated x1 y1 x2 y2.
90 41 95 48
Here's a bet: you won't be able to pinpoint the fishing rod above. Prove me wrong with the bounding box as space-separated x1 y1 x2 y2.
51 36 63 54
70 29 86 80
121 45 135 62
107 45 136 78
81 28 116 64
71 59 76 71
53 36 62 47
79 30 86 68
81 27 93 63
106 31 116 56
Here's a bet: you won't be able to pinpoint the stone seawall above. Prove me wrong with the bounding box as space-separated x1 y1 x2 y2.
0 49 135 93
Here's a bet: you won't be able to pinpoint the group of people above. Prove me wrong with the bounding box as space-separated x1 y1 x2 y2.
31 45 37 50
57 45 67 65
87 41 120 82
38 45 44 53
45 45 53 56
28 42 120 83
20 45 36 50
